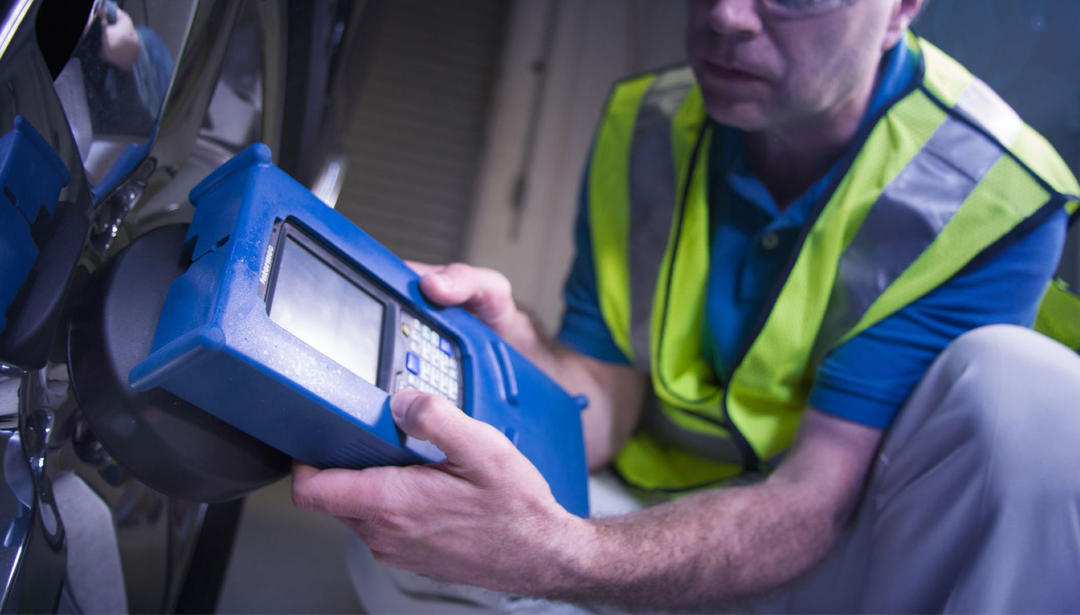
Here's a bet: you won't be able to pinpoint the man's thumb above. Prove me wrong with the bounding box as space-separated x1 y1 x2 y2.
389 390 509 472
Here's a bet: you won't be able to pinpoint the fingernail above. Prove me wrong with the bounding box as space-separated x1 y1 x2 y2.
390 389 423 422
430 271 454 290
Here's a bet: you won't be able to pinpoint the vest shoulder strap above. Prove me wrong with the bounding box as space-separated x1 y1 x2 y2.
591 66 701 369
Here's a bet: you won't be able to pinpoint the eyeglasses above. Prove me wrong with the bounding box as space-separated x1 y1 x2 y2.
759 0 859 19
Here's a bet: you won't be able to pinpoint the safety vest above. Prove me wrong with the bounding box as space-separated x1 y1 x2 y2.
588 33 1080 494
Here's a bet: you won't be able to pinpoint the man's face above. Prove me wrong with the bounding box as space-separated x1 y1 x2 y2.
687 0 902 131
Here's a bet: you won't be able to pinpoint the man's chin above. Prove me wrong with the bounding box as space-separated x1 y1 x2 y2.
702 102 772 131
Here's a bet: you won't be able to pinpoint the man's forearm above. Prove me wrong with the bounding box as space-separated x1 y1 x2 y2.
525 410 881 610
536 476 846 610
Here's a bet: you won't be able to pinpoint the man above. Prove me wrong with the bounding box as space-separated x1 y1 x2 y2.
293 0 1080 611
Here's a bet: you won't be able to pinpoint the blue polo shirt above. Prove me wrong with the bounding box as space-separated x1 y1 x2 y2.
558 41 1067 429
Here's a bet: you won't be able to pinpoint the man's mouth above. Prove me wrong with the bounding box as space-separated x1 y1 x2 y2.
701 59 767 83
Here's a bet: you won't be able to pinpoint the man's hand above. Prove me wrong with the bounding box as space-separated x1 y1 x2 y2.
97 4 140 70
292 389 589 592
407 261 647 468
408 261 538 350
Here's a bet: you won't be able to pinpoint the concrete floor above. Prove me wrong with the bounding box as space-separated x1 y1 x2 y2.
215 478 365 614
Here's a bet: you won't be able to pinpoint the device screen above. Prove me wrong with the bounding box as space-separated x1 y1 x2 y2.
269 236 384 385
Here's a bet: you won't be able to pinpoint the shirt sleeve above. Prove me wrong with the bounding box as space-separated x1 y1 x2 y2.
808 208 1068 429
556 161 632 365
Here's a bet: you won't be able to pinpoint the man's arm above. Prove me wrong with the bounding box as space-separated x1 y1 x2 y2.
566 408 881 608
407 262 647 469
292 396 881 610
291 263 881 609
97 4 140 70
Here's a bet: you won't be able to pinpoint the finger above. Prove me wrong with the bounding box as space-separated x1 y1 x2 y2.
405 260 440 276
390 390 511 476
291 464 388 519
292 461 320 483
417 263 515 324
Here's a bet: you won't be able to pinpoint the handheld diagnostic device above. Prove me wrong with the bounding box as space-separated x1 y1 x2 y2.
128 145 589 516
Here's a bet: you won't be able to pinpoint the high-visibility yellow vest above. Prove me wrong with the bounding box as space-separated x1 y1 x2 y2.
587 33 1080 494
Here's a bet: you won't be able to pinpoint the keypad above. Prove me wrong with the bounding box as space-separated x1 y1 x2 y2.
395 315 460 403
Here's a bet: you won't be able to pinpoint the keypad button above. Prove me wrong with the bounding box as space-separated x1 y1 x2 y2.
403 319 460 402
405 352 420 375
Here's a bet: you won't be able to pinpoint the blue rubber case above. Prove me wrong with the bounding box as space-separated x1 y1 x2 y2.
0 116 70 333
129 144 589 516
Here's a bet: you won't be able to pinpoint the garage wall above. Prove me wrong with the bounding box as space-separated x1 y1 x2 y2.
464 0 687 333
335 0 510 265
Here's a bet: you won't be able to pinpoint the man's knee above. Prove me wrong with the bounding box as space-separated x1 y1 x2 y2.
937 324 1080 409
931 324 1080 492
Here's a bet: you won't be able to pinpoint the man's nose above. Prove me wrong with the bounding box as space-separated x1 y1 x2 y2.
708 0 764 37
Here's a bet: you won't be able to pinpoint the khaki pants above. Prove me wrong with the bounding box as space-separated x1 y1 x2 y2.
347 325 1080 613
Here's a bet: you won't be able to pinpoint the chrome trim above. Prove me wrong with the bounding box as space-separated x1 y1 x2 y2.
146 2 243 178
0 0 33 60
311 153 346 208
0 377 19 424
86 0 247 256
90 157 157 254
0 432 33 609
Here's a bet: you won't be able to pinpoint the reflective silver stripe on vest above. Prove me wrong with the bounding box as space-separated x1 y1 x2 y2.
815 82 1009 356
628 67 696 370
954 77 1023 147
642 398 746 465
